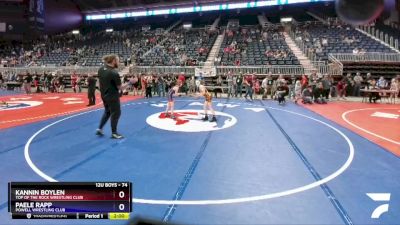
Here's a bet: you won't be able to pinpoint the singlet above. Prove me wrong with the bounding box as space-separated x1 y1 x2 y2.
168 88 175 102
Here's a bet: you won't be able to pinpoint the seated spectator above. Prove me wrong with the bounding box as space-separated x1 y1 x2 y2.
302 85 313 104
313 82 327 104
377 76 387 89
276 81 288 105
368 79 381 103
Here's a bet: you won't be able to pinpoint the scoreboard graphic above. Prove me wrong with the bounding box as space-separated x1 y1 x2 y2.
8 182 132 220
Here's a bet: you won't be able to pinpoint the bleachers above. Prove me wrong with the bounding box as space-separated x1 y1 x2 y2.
294 24 396 62
138 28 217 66
217 27 299 66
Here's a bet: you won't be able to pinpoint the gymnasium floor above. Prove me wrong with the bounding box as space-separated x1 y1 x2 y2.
0 90 399 225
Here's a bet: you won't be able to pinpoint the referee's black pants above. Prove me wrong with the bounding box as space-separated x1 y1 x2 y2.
99 98 121 133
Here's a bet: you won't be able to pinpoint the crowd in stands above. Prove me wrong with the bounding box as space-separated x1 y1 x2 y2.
0 25 217 68
137 28 217 66
293 22 395 61
217 26 298 66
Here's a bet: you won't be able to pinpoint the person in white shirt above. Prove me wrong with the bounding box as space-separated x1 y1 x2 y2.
353 72 363 96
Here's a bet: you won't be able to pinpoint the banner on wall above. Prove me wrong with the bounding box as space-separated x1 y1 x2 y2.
195 67 217 77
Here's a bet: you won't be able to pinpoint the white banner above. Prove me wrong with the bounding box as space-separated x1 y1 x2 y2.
195 67 216 77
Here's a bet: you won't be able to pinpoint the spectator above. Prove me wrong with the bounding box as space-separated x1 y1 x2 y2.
261 76 269 100
365 73 374 89
368 79 381 103
276 81 288 104
353 72 363 96
24 73 32 94
377 76 387 89
301 74 308 91
302 86 313 104
294 80 302 104
314 82 327 104
244 74 253 101
321 74 331 99
235 74 243 98
389 78 399 101
337 77 347 100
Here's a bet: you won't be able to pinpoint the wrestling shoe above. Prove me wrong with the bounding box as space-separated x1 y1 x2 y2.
210 116 217 122
202 115 209 121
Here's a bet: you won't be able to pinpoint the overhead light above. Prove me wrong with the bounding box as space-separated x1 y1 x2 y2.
85 0 334 20
110 13 126 18
106 28 113 32
281 17 293 22
183 23 192 29
72 30 79 34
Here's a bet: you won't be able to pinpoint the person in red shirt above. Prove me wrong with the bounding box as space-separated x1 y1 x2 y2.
244 74 254 101
178 73 186 84
301 74 308 91
337 77 347 100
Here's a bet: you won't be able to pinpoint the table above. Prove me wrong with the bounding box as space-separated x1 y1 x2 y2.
5 82 22 90
361 89 398 104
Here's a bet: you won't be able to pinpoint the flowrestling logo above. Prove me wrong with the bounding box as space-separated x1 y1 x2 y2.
367 193 391 219
146 110 237 132
0 101 43 111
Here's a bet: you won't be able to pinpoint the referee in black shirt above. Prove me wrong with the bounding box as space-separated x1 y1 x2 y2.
96 54 124 139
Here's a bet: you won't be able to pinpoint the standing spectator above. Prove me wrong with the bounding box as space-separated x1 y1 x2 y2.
345 73 353 96
145 76 152 98
132 75 139 96
188 76 196 94
253 74 260 99
0 73 4 90
294 80 302 104
158 76 166 97
244 74 253 101
34 75 41 93
59 75 65 93
140 75 146 96
87 74 97 106
226 73 234 98
231 74 237 97
71 72 78 93
235 74 243 97
321 75 331 99
77 75 82 93
389 78 399 101
215 74 223 98
24 73 32 94
152 76 157 96
353 72 363 96
337 77 347 100
261 76 269 100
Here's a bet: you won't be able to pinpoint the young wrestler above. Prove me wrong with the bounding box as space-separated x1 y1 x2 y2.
197 81 217 122
165 81 183 119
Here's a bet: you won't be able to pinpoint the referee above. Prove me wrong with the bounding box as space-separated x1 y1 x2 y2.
96 54 124 139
